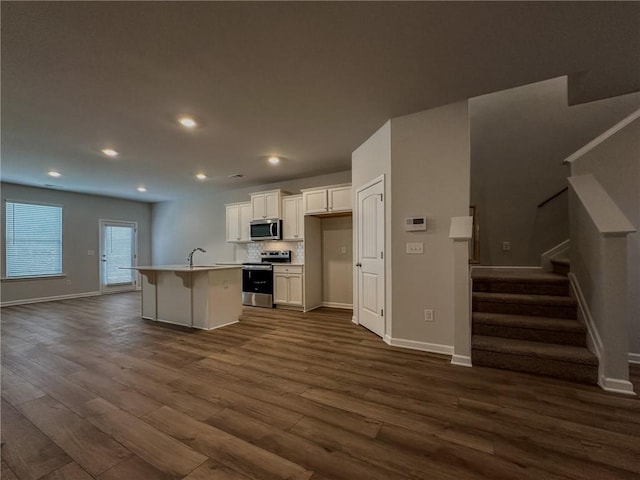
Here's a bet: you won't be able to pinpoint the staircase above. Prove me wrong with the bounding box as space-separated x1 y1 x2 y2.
471 262 598 384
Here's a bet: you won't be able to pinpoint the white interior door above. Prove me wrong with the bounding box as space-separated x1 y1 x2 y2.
356 179 385 337
100 220 137 294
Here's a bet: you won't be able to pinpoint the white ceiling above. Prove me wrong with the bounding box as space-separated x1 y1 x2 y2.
2 2 639 202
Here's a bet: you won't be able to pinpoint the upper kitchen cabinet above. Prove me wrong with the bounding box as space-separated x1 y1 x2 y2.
250 189 285 220
226 202 252 242
301 184 352 215
282 195 304 241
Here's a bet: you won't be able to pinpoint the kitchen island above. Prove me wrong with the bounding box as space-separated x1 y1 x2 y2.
133 265 242 330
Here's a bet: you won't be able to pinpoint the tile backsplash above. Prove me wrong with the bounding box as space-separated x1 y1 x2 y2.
247 241 304 263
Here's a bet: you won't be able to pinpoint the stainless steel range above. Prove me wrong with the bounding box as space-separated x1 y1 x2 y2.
242 250 291 308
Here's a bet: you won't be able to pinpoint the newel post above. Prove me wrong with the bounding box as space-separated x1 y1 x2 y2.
449 216 473 367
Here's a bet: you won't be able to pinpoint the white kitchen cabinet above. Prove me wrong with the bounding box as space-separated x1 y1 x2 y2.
274 265 304 307
327 185 352 212
282 195 304 241
225 202 252 242
301 184 352 215
302 189 328 214
251 190 283 220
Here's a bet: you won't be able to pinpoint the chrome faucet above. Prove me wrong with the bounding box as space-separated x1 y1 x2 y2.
187 247 207 268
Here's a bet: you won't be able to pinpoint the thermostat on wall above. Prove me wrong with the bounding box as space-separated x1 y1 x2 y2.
405 216 427 231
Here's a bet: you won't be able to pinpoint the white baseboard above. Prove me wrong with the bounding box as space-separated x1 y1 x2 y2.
0 291 102 307
154 318 193 328
303 304 322 313
569 273 602 359
321 302 353 309
470 265 542 272
570 274 637 393
352 316 359 325
599 376 637 396
151 318 238 331
385 336 453 356
451 355 472 367
200 320 239 331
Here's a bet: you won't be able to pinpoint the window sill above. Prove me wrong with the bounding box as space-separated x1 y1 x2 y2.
1 274 67 282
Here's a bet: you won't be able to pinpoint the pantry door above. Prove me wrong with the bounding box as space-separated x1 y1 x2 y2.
356 177 385 337
99 220 137 294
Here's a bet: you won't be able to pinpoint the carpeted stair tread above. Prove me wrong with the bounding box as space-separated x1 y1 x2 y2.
550 257 571 276
472 269 571 295
473 292 577 319
472 335 598 366
472 268 568 284
472 312 585 333
470 265 596 383
472 292 576 307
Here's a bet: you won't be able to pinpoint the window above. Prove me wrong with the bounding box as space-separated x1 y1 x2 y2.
5 201 63 278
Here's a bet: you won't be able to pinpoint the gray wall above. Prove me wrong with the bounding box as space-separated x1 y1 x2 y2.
390 102 470 347
321 216 353 307
470 77 640 266
570 117 640 357
351 103 470 351
351 121 392 331
1 183 152 303
151 171 351 265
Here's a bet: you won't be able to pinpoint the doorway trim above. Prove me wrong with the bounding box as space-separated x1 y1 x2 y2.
353 174 386 338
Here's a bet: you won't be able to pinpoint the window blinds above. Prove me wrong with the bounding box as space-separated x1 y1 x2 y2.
5 201 63 277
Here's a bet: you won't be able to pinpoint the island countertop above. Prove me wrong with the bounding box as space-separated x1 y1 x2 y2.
133 264 242 330
133 264 242 272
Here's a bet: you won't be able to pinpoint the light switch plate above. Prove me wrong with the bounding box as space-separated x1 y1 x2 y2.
406 242 424 254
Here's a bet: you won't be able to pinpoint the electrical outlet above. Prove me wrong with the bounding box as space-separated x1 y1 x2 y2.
65 279 72 286
406 242 424 254
424 309 434 322
502 241 511 252
340 246 347 254
87 250 95 256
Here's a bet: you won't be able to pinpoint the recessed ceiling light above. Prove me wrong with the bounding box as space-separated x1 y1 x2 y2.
195 173 207 181
137 186 147 192
102 148 118 157
178 117 197 128
268 156 280 165
48 170 61 177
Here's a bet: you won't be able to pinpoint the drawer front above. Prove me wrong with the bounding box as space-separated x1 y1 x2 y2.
273 265 303 275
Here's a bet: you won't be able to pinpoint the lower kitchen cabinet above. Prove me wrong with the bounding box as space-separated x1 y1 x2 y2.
273 265 303 308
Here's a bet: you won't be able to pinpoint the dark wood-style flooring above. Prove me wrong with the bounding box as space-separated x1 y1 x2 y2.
1 292 639 480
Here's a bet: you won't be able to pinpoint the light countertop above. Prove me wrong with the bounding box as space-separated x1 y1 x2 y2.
132 265 242 272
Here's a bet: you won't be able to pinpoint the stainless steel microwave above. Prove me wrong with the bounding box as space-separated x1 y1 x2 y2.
250 218 282 241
